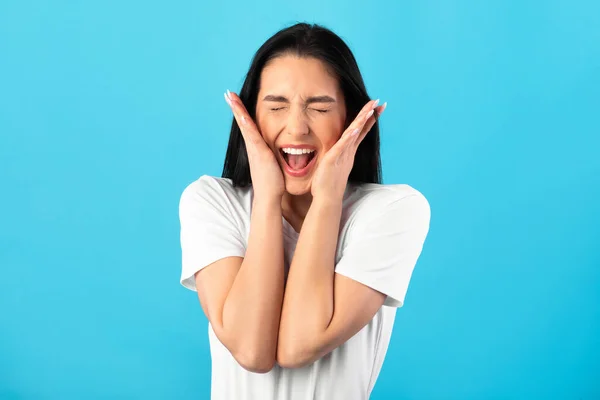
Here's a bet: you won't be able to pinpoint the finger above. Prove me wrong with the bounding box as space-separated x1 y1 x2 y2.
334 125 360 154
354 102 386 145
223 91 246 135
324 100 379 166
338 107 378 159
343 99 380 140
224 91 253 134
330 99 380 162
224 90 262 146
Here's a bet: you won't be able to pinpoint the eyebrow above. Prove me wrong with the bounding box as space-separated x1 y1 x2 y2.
262 94 336 104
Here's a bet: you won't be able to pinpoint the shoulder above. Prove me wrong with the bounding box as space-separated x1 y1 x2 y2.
351 182 429 215
181 174 234 201
179 175 252 215
346 182 431 231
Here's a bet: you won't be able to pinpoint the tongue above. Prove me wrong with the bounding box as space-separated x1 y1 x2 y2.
288 154 310 170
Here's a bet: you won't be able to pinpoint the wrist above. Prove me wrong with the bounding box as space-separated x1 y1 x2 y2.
311 194 343 210
252 194 283 211
312 183 347 206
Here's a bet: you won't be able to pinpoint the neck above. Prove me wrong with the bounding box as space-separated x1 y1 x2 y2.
281 191 313 230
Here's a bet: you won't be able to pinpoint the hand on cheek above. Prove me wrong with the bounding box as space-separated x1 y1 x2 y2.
310 99 387 201
225 90 286 201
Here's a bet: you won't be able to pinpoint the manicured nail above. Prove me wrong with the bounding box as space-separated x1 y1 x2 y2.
224 92 232 106
373 99 380 107
226 89 232 100
379 102 387 113
365 109 374 120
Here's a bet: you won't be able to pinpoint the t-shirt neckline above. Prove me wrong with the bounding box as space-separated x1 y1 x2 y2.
281 183 355 239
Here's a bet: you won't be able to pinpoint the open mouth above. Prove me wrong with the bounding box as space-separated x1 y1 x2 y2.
279 147 317 177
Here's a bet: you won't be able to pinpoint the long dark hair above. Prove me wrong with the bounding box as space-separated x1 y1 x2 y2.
222 22 382 187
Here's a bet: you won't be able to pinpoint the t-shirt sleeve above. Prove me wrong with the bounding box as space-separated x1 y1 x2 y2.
334 192 431 308
178 176 247 291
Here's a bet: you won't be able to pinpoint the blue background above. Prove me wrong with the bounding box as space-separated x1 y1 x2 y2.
1 0 599 399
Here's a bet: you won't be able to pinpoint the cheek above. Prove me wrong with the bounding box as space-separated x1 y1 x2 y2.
256 115 278 143
318 117 345 148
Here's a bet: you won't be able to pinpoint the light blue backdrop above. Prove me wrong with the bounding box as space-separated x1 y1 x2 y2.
1 1 598 399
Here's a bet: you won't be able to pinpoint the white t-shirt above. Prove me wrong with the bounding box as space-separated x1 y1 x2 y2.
179 175 431 400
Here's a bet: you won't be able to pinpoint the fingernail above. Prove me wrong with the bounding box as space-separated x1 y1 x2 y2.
224 92 232 106
365 109 374 120
226 89 232 100
373 99 380 107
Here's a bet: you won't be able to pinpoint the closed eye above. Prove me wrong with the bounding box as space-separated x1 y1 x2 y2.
270 107 329 113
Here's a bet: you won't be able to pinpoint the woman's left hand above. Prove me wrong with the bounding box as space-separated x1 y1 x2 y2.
310 99 387 201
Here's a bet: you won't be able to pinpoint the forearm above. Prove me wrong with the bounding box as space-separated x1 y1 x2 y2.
222 196 285 368
278 196 343 361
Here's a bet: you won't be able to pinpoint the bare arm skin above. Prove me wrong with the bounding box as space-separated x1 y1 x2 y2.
193 91 287 373
276 197 386 368
194 197 284 373
277 99 389 368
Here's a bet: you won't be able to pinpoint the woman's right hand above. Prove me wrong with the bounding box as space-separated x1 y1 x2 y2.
225 90 285 202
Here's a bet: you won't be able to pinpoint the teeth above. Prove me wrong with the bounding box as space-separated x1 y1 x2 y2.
281 148 315 155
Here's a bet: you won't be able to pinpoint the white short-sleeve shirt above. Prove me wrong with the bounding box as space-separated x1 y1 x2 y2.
179 175 431 400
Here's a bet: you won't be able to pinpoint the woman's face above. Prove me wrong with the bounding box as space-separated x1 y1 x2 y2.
255 55 347 196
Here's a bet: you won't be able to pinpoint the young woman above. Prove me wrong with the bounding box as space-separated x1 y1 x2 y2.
179 23 431 400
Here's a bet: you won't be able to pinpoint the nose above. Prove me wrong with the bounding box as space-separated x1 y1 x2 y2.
286 106 309 136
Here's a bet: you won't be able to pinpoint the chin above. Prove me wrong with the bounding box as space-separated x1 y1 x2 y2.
283 178 312 196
